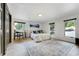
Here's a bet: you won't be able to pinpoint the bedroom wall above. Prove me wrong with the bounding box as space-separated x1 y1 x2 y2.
11 15 79 43
24 22 44 37
76 17 79 39
43 15 79 43
11 18 44 41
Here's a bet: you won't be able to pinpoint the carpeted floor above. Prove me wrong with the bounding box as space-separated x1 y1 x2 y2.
5 39 79 56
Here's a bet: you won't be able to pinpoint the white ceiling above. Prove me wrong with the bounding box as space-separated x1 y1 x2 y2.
7 3 79 22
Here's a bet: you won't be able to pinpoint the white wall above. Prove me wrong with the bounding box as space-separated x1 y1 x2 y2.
11 18 44 41
43 15 79 43
76 17 79 38
24 22 44 37
12 14 79 43
43 22 50 33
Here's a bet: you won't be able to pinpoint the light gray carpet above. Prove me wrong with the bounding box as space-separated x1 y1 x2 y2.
25 39 76 56
5 39 79 56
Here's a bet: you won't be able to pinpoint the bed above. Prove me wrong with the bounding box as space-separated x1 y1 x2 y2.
31 30 51 42
31 33 51 42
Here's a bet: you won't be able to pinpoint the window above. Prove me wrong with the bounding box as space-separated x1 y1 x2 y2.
14 22 25 31
64 18 76 37
49 23 55 34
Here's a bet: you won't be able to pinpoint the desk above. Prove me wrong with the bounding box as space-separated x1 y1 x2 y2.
14 31 26 40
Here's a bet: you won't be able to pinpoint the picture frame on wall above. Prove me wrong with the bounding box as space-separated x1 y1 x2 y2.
30 24 40 28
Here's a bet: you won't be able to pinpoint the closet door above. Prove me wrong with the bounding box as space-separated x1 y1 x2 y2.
0 3 2 55
1 3 11 55
5 4 11 51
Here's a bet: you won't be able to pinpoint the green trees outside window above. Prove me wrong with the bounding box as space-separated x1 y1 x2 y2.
65 20 75 30
14 22 25 31
65 19 76 37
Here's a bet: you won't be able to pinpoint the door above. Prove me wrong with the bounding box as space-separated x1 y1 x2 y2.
1 3 11 55
5 4 10 49
0 3 2 55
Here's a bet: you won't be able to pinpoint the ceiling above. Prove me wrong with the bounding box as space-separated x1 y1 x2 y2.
7 3 79 22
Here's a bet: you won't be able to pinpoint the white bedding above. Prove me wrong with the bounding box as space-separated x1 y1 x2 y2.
31 33 51 42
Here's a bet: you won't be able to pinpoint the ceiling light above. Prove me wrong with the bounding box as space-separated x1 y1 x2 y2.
38 14 42 16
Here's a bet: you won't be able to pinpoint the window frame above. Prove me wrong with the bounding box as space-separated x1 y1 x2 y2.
49 22 55 35
14 21 26 31
64 18 76 38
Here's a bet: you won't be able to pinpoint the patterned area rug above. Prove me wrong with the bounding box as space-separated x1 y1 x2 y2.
5 39 78 56
25 39 74 56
